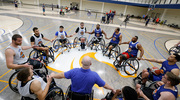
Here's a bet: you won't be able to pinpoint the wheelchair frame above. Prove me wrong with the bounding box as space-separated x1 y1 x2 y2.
103 43 121 59
53 38 72 54
113 54 139 75
88 36 105 51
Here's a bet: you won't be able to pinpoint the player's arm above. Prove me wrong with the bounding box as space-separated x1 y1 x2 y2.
65 32 73 38
137 44 144 60
102 30 107 39
142 58 165 64
21 46 34 50
50 72 65 79
72 27 79 36
118 34 122 45
112 89 122 100
88 30 95 34
121 41 130 44
42 37 51 42
158 92 175 100
30 76 52 100
107 34 113 40
5 49 31 69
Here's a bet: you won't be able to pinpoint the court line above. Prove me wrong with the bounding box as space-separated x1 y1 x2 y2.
154 37 166 59
0 18 33 44
0 69 12 78
0 28 5 36
140 32 168 53
0 84 9 93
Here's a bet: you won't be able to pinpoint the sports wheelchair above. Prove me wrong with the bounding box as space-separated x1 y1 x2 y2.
29 46 54 64
88 36 105 51
133 68 159 90
113 54 139 75
65 85 94 100
168 46 180 55
103 43 121 59
9 59 48 93
73 37 88 51
53 38 72 53
102 91 144 100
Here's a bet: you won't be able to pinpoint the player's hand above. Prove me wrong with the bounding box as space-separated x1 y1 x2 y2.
112 89 116 94
50 72 56 78
24 63 33 69
118 43 121 45
46 75 53 84
137 57 143 60
32 45 38 49
70 35 73 37
156 81 164 87
50 40 54 43
115 89 121 95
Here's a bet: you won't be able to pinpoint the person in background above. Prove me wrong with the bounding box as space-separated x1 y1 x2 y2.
42 3 45 16
14 0 18 8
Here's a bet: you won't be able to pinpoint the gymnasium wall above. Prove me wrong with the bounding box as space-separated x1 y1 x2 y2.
20 0 180 25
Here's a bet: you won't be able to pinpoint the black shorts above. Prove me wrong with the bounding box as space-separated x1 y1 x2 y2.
59 38 67 43
108 42 118 49
79 37 86 41
141 87 154 100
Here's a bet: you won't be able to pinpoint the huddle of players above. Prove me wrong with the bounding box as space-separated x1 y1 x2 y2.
5 21 180 100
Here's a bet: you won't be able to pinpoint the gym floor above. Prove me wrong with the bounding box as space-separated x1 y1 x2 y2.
0 2 180 100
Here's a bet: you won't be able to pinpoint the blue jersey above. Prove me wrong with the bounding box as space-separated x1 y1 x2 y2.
153 85 178 100
126 41 139 57
152 60 179 81
110 32 121 44
94 28 102 37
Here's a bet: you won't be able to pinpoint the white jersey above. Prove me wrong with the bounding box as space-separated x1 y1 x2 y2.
57 31 67 39
18 75 47 99
78 27 86 38
32 34 43 46
6 45 28 64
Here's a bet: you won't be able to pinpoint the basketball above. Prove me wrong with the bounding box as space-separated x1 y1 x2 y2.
151 67 161 75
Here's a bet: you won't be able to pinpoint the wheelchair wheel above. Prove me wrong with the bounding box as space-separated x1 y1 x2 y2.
90 90 94 100
88 37 96 50
99 38 105 50
53 39 60 52
9 71 19 93
113 54 121 70
102 43 109 54
148 81 159 90
66 39 72 52
73 37 79 48
168 47 180 55
65 85 71 100
47 48 55 63
29 49 43 60
123 58 139 75
110 46 119 59
45 87 64 100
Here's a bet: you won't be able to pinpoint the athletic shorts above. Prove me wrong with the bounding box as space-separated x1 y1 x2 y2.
59 38 67 43
121 52 134 59
142 87 154 100
108 42 118 49
79 37 87 41
147 68 162 81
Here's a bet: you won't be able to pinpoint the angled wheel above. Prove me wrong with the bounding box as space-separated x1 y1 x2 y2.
113 54 121 70
66 39 72 52
99 38 105 50
29 50 43 60
45 87 64 100
9 71 19 93
123 58 139 75
110 46 119 59
103 43 109 54
53 39 60 52
65 85 71 100
48 48 55 63
73 37 78 48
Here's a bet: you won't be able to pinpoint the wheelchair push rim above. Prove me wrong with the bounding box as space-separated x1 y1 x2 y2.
123 58 139 75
